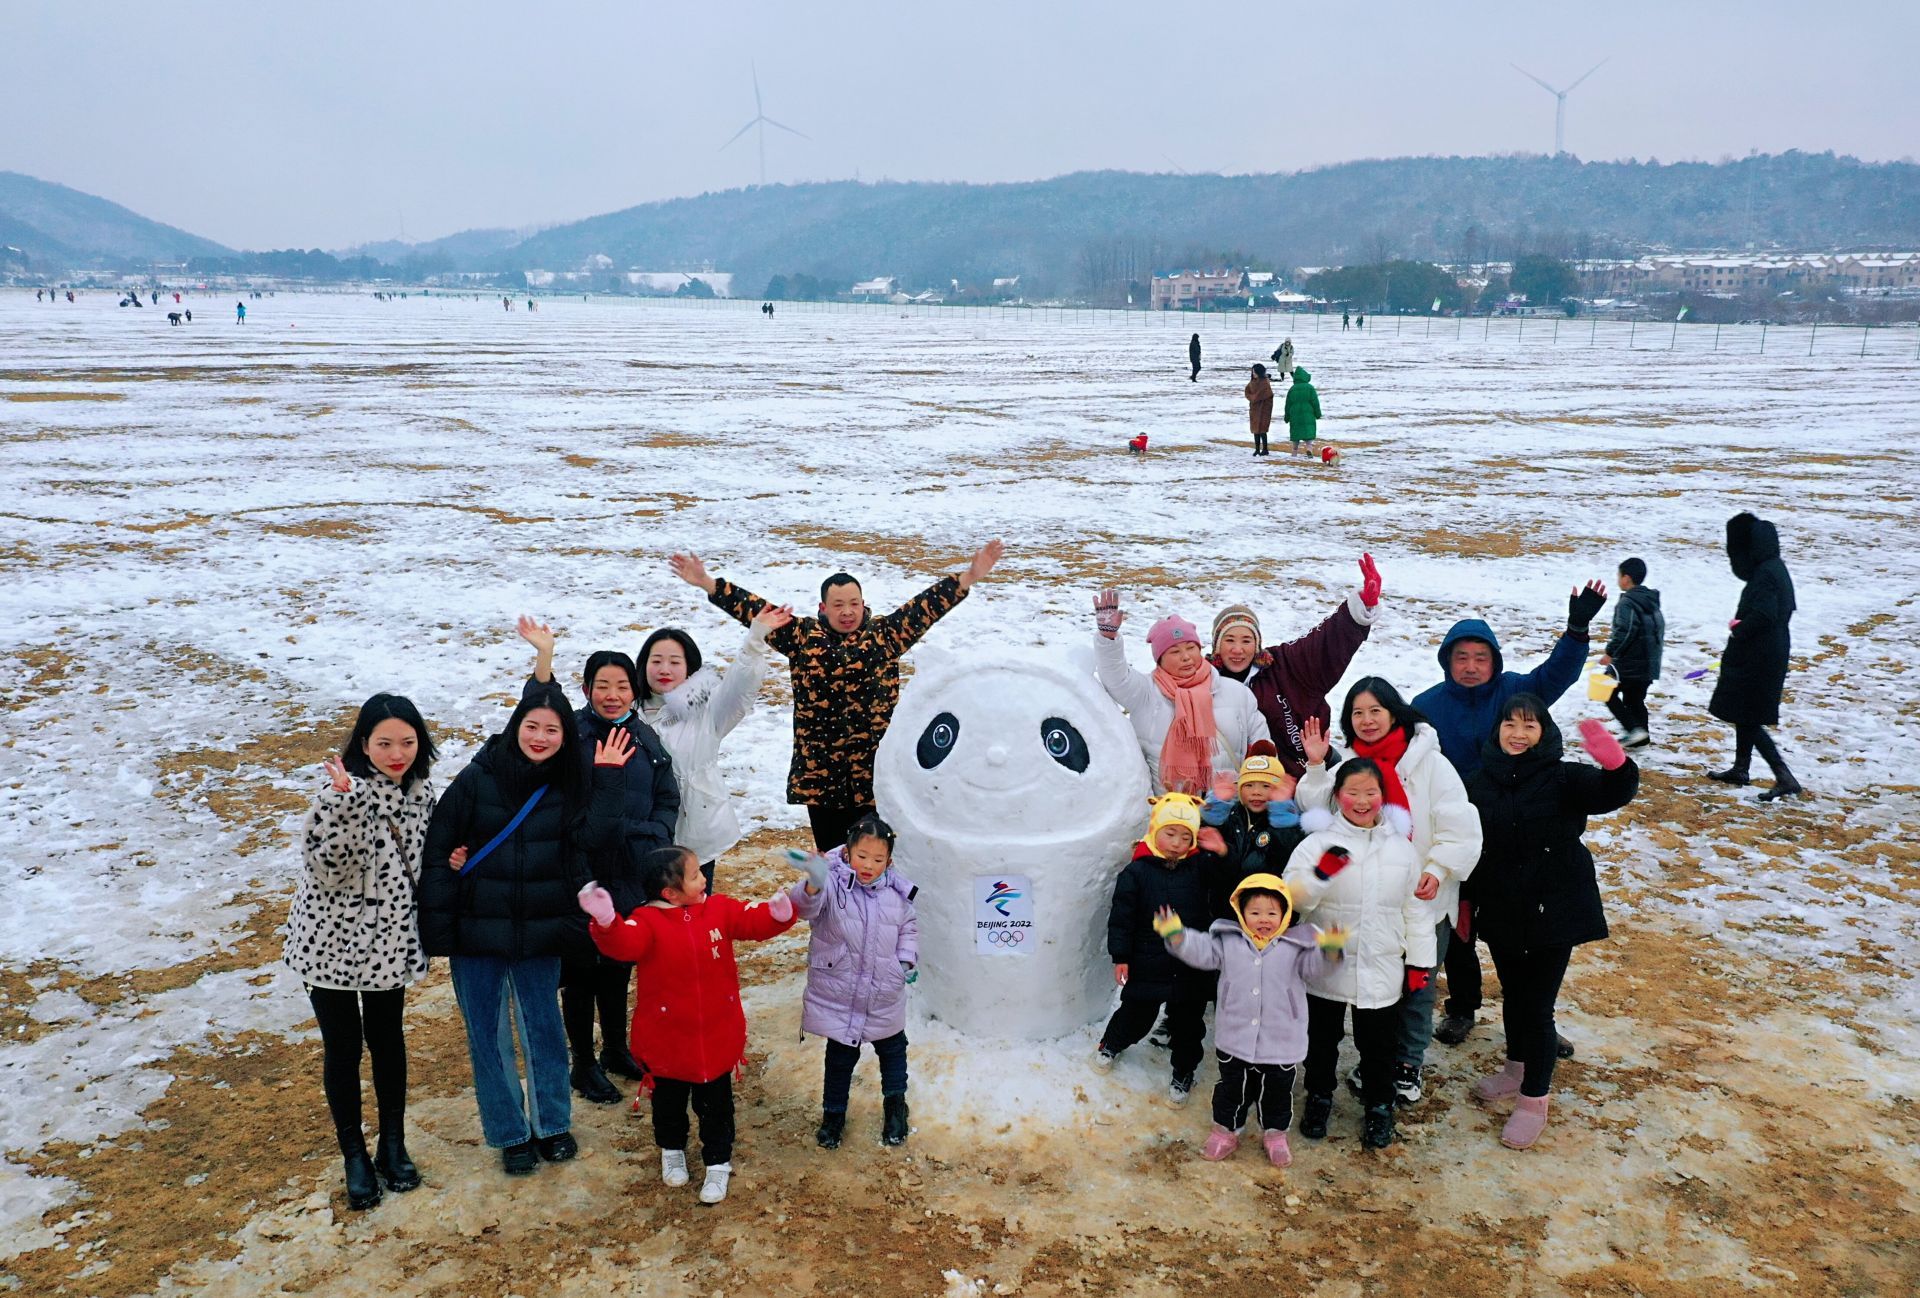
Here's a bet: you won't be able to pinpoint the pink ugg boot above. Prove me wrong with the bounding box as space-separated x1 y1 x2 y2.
1501 1094 1551 1149
1262 1130 1292 1168
1201 1125 1239 1161
1473 1060 1525 1103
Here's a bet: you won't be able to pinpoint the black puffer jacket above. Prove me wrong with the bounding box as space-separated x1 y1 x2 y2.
1709 513 1795 727
521 674 680 911
1605 585 1666 683
1464 717 1638 951
1107 843 1216 1003
419 689 622 960
1204 802 1308 922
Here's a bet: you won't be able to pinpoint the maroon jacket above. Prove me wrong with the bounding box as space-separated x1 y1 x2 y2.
1210 592 1377 777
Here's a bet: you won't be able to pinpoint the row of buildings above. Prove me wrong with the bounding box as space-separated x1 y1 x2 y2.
1573 252 1920 298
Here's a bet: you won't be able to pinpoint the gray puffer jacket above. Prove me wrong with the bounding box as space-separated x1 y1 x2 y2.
1166 920 1324 1065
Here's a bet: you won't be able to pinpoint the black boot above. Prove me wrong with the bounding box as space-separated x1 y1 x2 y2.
1708 768 1751 786
501 1140 538 1176
341 1131 382 1210
599 1044 644 1081
1362 1104 1396 1150
1300 1092 1333 1140
1556 1033 1576 1060
374 1124 421 1193
816 1109 846 1150
1758 775 1803 802
1433 1012 1475 1046
571 1055 622 1105
882 1095 910 1147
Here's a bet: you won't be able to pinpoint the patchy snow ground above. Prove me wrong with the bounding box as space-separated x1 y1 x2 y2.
2 291 1918 1297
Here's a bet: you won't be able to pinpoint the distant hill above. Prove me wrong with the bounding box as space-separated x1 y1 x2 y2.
496 152 1920 297
0 172 230 267
338 226 530 265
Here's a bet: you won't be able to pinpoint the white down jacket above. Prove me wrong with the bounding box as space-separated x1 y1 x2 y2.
637 624 770 863
1093 630 1271 793
1282 808 1435 1010
1296 722 1482 938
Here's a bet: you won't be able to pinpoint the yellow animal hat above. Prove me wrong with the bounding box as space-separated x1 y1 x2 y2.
1143 792 1204 858
1229 872 1295 949
1237 744 1289 790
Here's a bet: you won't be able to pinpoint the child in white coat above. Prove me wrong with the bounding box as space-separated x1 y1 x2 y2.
1283 757 1433 1151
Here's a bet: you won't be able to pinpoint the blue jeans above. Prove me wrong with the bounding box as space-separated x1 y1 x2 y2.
449 955 571 1148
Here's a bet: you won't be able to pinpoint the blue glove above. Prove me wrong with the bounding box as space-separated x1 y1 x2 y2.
901 962 918 984
1266 801 1301 830
1201 794 1235 826
784 847 832 893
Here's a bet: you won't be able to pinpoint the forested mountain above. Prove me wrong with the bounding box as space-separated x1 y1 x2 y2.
0 172 229 266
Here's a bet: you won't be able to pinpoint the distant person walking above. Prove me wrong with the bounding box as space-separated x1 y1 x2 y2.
1341 310 1350 331
1245 364 1274 457
1284 368 1321 458
1189 333 1202 382
1707 513 1801 801
1356 312 1365 330
1270 338 1295 378
235 301 246 324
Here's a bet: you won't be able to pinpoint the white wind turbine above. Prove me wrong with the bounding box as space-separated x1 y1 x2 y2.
1512 58 1608 156
721 64 809 185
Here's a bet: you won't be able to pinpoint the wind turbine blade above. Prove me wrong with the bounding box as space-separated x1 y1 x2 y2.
761 116 810 140
752 61 763 117
1565 57 1609 93
1511 63 1562 96
720 119 758 151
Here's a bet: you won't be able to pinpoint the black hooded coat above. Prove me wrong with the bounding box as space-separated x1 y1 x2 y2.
1464 714 1638 951
1709 513 1796 727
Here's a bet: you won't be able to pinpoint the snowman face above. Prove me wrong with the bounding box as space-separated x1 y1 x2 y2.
877 652 1147 845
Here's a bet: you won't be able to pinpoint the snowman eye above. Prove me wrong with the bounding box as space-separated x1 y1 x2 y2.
1040 717 1089 773
917 712 960 768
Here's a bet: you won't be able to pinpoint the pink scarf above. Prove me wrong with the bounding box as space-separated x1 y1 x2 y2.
1152 660 1218 795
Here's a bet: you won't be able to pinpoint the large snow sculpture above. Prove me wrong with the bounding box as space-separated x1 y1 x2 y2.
875 648 1151 1039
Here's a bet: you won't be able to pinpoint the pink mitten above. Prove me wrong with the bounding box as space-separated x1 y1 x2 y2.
577 883 617 927
1577 718 1628 771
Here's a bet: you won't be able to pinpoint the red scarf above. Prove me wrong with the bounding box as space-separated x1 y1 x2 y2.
1351 726 1413 837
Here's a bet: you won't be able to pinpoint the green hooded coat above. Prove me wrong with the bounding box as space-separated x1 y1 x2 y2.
1284 368 1321 442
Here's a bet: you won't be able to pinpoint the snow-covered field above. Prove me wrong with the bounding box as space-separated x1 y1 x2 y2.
2 291 1918 1296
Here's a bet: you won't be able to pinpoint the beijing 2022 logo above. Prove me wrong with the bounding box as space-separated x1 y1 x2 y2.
974 874 1035 956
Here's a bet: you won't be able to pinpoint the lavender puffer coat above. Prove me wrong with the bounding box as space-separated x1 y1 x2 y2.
790 849 920 1046
1168 922 1323 1065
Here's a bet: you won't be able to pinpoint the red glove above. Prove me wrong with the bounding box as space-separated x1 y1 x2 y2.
1313 846 1351 881
1358 553 1382 610
1577 718 1629 771
1405 967 1432 994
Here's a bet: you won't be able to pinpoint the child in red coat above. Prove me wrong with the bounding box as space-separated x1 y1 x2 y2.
578 845 797 1205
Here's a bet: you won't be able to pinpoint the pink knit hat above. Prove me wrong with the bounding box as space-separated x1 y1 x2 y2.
1146 616 1201 661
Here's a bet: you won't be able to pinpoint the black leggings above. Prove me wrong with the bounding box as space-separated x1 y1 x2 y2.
307 986 407 1148
651 1074 735 1165
561 958 632 1059
807 803 873 853
1733 722 1794 781
1486 942 1574 1097
822 1031 909 1111
1304 994 1398 1108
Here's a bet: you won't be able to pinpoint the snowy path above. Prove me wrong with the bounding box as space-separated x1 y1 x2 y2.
2 291 1917 1296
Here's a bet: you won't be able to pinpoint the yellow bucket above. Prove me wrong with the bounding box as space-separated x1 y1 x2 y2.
1587 668 1618 702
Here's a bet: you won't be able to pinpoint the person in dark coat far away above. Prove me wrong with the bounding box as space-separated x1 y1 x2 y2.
1600 556 1665 747
1708 512 1801 800
1189 333 1203 382
1245 363 1274 455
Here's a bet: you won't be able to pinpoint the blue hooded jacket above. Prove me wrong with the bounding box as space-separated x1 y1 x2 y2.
1411 619 1586 776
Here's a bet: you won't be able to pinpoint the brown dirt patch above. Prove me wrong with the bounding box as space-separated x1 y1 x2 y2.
4 391 126 403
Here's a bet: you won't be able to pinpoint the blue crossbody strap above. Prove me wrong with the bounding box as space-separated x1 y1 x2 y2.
458 785 547 875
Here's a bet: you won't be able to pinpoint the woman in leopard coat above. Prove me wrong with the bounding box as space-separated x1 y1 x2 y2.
284 693 439 1211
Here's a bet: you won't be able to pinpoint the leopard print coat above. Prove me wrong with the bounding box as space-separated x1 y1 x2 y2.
283 775 436 990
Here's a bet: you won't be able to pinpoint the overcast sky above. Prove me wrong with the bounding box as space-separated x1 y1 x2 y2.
8 0 1917 251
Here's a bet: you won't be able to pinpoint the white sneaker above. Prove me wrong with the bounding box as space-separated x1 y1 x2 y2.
699 1162 732 1205
660 1149 689 1187
1623 728 1651 748
1092 1047 1116 1073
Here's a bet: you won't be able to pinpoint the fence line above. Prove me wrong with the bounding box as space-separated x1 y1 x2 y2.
632 292 1920 362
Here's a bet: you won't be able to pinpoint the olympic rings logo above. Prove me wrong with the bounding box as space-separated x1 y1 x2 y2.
987 929 1027 946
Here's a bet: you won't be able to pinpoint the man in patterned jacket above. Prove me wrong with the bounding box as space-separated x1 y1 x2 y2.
670 540 1004 849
